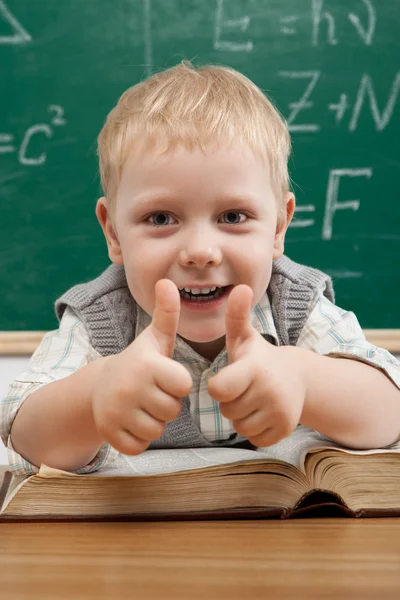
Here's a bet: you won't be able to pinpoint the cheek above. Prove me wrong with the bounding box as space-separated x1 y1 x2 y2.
122 242 171 311
121 236 165 274
236 236 273 271
234 238 273 300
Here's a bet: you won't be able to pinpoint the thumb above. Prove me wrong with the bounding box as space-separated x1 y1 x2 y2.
150 279 181 358
225 284 254 361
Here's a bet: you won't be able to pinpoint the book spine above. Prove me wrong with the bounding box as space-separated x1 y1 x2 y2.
0 470 12 513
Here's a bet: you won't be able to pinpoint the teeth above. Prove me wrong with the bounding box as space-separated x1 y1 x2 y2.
179 287 225 302
181 286 217 294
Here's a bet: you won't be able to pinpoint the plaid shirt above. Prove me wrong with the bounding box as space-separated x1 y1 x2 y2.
2 291 400 477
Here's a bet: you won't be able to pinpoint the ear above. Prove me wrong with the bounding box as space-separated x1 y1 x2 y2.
95 197 124 264
273 192 295 260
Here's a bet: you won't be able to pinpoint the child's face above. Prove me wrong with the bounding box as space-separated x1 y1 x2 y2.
97 141 295 360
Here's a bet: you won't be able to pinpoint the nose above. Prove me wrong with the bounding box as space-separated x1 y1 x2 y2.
179 239 222 268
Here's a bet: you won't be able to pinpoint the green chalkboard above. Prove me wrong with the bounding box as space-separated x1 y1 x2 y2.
1 0 399 331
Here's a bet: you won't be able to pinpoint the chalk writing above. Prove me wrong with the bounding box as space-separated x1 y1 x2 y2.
279 71 321 132
312 0 376 46
19 124 52 166
312 0 338 45
348 0 376 46
290 168 373 241
0 133 14 154
349 73 400 132
280 16 298 36
291 205 316 229
322 169 373 240
0 0 396 251
130 0 383 55
0 0 31 44
279 71 400 132
328 93 349 124
214 0 253 52
0 106 67 166
48 105 67 127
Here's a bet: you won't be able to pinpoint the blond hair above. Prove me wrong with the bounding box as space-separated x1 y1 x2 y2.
97 61 291 217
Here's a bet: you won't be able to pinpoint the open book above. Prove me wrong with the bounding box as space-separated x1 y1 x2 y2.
1 426 400 521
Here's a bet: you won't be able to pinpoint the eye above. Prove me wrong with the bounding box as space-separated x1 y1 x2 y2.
147 212 176 227
220 211 248 225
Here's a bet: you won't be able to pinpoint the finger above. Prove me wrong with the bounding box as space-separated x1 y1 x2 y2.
225 284 254 361
208 360 252 403
124 408 166 442
143 389 183 422
153 356 193 398
232 410 268 438
249 428 288 448
106 429 150 456
218 391 258 421
150 279 181 358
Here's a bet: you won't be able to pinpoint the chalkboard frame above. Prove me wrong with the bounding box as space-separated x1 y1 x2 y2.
0 330 399 356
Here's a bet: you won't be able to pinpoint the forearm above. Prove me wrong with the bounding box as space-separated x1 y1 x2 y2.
10 358 107 472
295 348 400 449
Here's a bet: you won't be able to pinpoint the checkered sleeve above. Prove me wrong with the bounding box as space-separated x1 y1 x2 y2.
297 294 400 390
0 307 118 477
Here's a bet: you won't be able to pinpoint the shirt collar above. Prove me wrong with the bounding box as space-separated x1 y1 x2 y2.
250 291 279 342
135 290 279 362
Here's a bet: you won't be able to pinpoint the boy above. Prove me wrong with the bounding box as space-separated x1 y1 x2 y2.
2 61 400 476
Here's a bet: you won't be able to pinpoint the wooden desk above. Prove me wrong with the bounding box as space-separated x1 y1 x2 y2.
1 519 400 599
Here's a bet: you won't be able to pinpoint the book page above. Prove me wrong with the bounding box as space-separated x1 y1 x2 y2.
255 425 338 471
3 448 267 512
65 447 270 478
37 426 337 479
1 473 32 512
307 436 400 458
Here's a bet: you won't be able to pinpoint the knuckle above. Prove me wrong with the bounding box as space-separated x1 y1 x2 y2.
155 357 193 398
151 419 166 439
220 398 246 420
248 433 267 447
250 425 288 447
177 366 193 395
165 399 182 421
132 414 166 442
273 410 296 439
233 419 250 437
119 437 150 456
279 423 293 440
249 430 275 447
207 380 224 401
104 427 150 456
113 382 134 402
207 379 217 396
219 403 232 419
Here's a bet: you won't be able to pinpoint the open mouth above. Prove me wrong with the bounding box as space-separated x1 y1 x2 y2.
178 285 232 302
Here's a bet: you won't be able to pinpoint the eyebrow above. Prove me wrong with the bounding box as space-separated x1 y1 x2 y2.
132 193 258 211
132 194 180 211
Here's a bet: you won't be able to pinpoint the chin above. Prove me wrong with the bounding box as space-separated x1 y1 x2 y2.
179 328 225 344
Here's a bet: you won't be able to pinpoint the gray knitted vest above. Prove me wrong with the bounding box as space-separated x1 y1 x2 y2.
55 255 334 450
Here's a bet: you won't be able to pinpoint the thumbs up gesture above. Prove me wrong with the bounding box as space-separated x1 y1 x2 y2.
207 285 307 447
92 280 192 456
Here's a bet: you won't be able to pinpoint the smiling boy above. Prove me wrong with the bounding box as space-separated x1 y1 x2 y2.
2 61 400 476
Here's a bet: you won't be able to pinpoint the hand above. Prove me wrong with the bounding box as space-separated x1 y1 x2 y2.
207 285 307 447
92 280 193 455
